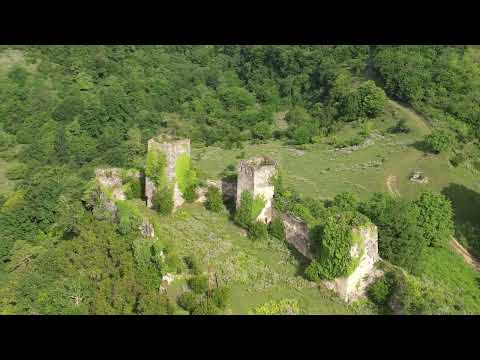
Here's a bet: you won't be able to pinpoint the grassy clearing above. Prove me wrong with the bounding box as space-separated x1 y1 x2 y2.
418 246 480 314
193 100 479 203
152 203 356 314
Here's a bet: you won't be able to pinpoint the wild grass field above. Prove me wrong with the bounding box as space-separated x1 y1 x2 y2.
153 203 370 314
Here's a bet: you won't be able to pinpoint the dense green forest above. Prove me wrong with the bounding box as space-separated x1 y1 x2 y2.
0 45 479 315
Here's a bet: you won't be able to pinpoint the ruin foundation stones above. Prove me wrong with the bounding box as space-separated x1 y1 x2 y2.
236 157 277 223
94 168 137 217
145 135 191 210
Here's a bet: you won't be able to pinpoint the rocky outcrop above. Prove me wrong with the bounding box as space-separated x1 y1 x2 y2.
236 157 277 223
139 218 155 238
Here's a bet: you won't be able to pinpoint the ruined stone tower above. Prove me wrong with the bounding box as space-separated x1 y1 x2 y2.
323 224 381 303
236 156 277 223
145 135 191 210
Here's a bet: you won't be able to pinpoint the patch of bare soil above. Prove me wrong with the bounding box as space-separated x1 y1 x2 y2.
450 238 480 272
386 175 401 197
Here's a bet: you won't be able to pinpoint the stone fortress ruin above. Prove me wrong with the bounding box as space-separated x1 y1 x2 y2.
236 157 277 223
323 224 381 302
145 135 191 210
93 135 381 303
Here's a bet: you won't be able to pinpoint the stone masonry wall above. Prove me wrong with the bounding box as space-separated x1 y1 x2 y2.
236 157 277 223
273 209 313 260
322 224 381 303
145 136 191 210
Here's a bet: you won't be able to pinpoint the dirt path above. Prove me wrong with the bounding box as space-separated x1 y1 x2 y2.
386 175 401 197
450 238 480 272
388 100 432 135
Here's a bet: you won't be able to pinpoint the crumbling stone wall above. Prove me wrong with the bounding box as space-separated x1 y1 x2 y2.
273 209 313 260
272 208 381 303
322 224 381 303
195 178 237 204
236 157 277 223
145 135 191 210
95 168 126 202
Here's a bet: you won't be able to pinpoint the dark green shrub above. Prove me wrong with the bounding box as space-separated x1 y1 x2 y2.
268 218 286 241
211 286 230 310
308 212 370 280
183 185 197 203
333 192 359 212
124 179 142 200
450 152 466 167
184 255 202 275
235 191 265 229
305 261 322 282
368 272 395 306
389 118 410 134
205 186 223 212
175 154 198 202
191 299 220 315
116 201 143 235
153 186 174 215
188 275 209 294
248 221 268 241
164 252 184 274
424 129 456 154
414 191 454 247
177 291 201 312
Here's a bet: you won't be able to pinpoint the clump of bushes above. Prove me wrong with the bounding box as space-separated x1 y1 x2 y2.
368 272 395 308
177 292 201 313
268 218 285 241
424 128 456 154
388 118 410 134
235 191 266 229
175 154 198 203
153 186 174 215
450 152 466 167
191 299 220 315
211 286 230 310
188 275 209 294
205 186 223 212
177 278 230 315
116 201 143 235
305 211 369 281
248 221 268 241
184 255 202 275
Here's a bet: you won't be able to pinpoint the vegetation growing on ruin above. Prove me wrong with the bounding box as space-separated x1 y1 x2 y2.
153 185 174 215
175 154 198 202
116 201 143 235
145 149 167 189
205 186 223 213
235 191 266 229
305 211 369 281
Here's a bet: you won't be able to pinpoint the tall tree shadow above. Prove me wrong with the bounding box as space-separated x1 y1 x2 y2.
442 183 480 258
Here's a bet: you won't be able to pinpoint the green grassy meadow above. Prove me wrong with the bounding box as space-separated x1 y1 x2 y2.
155 203 361 314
